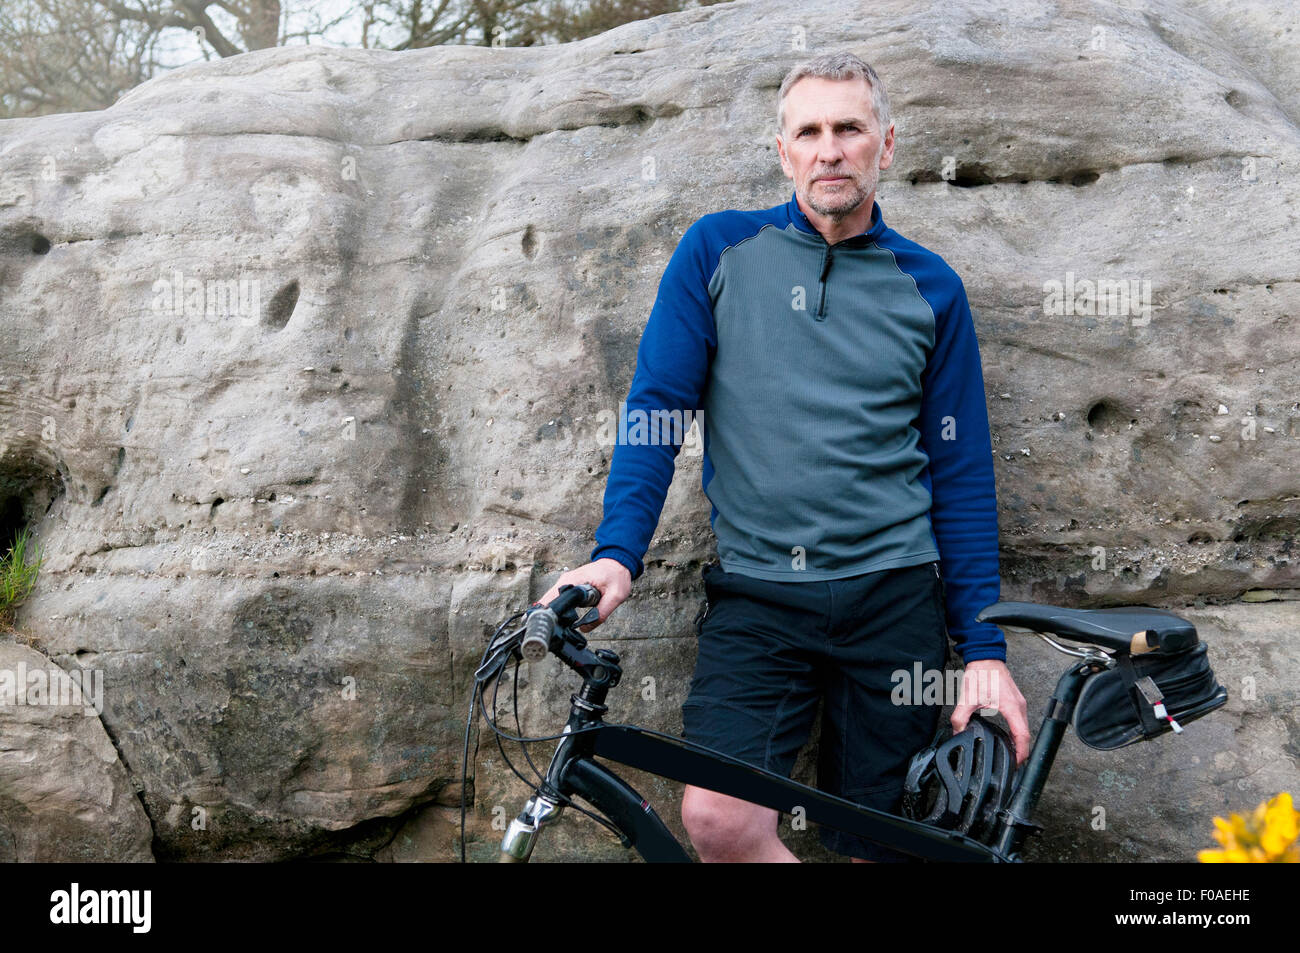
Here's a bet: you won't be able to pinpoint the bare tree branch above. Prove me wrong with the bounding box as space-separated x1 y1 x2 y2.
0 0 733 118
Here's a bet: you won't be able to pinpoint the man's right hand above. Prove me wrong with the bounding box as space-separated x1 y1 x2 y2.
535 558 633 633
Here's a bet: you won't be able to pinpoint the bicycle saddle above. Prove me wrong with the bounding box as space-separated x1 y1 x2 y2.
974 601 1199 655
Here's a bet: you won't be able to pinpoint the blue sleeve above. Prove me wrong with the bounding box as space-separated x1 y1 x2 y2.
590 220 717 580
916 275 1006 663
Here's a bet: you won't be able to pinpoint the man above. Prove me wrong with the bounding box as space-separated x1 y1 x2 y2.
537 52 1029 862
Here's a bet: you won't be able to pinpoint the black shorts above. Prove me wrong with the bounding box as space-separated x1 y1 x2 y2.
680 559 949 862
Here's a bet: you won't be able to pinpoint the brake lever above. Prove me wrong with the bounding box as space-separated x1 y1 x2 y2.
475 625 525 683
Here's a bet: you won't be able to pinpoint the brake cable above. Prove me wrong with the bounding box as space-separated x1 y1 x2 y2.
459 610 524 863
459 613 626 861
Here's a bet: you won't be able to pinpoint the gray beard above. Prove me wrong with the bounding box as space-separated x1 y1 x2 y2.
804 152 883 219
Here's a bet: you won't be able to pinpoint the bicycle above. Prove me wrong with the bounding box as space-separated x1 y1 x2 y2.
459 579 1225 862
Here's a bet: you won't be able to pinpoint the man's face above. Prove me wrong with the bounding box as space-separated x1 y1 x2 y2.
776 76 894 219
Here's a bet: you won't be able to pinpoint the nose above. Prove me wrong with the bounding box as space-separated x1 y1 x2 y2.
813 130 845 165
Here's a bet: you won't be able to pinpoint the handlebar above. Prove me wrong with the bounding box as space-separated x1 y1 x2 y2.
520 584 602 661
544 583 602 617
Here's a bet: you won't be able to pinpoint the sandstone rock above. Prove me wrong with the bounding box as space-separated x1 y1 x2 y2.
0 0 1296 861
0 640 154 861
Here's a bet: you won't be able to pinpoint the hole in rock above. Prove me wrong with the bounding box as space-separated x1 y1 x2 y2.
1086 399 1131 433
263 279 300 331
0 455 64 554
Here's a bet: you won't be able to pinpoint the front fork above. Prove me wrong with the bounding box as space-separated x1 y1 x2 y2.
496 655 618 862
498 792 565 863
497 724 583 863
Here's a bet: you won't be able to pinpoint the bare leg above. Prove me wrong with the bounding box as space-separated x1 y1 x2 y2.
681 784 800 862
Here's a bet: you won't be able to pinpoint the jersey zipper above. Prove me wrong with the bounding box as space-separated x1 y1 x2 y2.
815 244 833 320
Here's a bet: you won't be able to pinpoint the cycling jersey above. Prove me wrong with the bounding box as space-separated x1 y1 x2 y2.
590 189 1006 663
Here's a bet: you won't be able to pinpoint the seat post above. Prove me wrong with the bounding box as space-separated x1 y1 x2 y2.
994 658 1104 858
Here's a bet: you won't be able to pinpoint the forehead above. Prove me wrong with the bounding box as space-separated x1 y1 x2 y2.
783 76 875 128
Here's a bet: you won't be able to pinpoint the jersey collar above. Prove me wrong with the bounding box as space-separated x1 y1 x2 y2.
786 187 886 244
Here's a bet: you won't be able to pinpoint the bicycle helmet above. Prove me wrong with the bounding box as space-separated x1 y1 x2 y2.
901 714 1016 846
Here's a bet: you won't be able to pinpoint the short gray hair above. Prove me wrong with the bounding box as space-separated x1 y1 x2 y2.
776 52 891 138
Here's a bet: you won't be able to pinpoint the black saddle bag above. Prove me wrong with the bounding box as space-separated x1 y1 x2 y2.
1073 642 1228 751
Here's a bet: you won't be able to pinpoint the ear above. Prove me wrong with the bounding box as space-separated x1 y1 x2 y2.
776 133 793 180
878 122 896 171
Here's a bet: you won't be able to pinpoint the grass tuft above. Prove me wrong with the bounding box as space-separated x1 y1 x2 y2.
0 526 43 619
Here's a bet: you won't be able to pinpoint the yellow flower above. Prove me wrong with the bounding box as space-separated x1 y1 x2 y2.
1200 793 1298 862
1198 847 1250 863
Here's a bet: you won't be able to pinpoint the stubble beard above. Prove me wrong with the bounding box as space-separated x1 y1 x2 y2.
803 146 884 220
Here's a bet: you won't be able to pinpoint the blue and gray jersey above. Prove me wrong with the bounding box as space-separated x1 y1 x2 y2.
591 190 1006 662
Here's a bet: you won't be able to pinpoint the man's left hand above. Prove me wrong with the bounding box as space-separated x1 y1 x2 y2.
950 659 1031 766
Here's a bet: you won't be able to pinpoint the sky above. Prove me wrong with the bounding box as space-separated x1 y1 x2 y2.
154 0 423 72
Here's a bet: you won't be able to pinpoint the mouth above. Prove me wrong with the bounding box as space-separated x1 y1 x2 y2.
816 176 848 185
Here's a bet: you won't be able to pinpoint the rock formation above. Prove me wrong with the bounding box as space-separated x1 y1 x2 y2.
0 0 1296 861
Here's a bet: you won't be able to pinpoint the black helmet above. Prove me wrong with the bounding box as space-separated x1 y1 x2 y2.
901 714 1016 845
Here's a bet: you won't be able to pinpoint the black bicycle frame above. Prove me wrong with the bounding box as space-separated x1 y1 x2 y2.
561 723 1004 861
490 588 1115 864
501 648 1106 862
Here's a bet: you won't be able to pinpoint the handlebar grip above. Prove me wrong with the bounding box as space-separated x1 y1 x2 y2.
520 584 602 662
547 583 601 615
521 609 554 662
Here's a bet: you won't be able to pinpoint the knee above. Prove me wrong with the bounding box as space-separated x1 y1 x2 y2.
680 787 774 861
